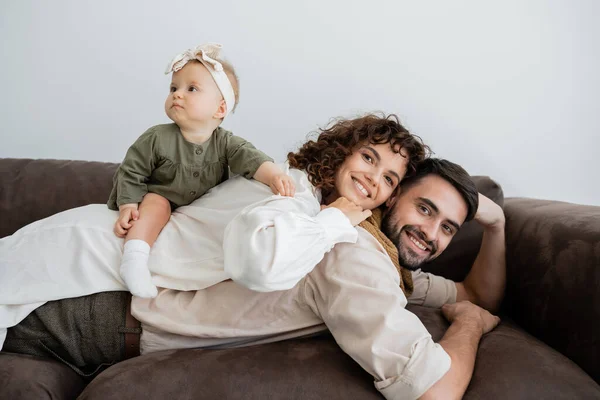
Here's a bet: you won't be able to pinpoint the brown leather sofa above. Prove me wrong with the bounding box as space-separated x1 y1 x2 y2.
1 158 599 399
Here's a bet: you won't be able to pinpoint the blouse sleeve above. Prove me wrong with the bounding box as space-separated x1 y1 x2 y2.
223 167 358 292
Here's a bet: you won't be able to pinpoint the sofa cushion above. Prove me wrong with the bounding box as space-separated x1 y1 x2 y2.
78 335 381 400
420 175 504 282
408 305 600 399
74 305 599 399
0 352 86 400
467 318 600 399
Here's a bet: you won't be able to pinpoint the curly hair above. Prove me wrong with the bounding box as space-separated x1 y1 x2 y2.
287 113 430 196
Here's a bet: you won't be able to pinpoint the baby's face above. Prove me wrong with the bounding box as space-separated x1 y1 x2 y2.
165 61 225 130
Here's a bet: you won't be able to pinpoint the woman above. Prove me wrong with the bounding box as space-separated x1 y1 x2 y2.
0 113 428 349
225 113 427 291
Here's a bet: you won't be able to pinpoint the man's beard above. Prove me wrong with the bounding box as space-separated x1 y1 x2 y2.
382 214 438 271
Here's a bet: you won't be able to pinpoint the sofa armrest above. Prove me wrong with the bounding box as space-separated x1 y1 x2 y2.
502 197 600 383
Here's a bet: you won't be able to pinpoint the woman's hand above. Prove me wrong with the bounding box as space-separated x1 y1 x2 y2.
322 197 372 226
114 203 139 237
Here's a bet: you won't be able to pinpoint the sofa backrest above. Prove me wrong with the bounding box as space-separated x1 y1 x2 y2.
0 158 118 238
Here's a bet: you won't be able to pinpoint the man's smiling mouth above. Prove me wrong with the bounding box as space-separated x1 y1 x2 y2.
404 230 433 254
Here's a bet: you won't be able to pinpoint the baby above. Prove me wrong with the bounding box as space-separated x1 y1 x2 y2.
108 43 294 298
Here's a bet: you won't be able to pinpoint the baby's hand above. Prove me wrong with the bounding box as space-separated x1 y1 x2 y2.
114 203 140 238
269 174 296 197
253 161 295 197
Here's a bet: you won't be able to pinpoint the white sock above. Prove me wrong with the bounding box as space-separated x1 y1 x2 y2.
120 239 157 298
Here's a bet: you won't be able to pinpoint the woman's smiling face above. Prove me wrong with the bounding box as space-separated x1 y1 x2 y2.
331 143 409 210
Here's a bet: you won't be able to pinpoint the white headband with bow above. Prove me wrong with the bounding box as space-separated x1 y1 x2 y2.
165 43 235 118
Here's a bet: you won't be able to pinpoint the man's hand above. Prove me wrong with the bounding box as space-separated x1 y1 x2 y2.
441 301 501 335
474 193 505 231
322 197 372 226
269 173 296 197
114 203 139 238
420 301 501 399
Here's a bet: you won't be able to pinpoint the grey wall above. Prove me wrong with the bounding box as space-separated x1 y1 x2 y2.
0 0 598 205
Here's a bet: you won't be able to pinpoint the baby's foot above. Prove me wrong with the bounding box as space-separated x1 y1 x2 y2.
120 240 158 298
121 264 158 298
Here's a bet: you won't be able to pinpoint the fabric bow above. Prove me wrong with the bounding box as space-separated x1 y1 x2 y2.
165 43 224 75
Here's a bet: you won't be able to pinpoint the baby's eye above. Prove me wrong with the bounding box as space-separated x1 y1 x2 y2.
188 86 198 92
170 86 176 93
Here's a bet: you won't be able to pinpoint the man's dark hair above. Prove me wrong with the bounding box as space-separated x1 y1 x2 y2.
400 158 479 222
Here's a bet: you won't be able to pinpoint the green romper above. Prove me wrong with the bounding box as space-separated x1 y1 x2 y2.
107 123 273 210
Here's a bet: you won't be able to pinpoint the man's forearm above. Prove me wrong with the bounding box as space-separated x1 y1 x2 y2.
462 222 506 313
419 317 483 400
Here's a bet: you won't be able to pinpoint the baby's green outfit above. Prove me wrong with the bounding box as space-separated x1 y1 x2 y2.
108 123 273 210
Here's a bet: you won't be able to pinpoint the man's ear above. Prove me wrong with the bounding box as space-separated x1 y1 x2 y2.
213 100 227 119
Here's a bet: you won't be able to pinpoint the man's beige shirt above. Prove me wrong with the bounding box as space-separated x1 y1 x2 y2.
133 223 457 399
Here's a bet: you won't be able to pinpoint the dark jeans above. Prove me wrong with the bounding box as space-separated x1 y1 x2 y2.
3 291 139 379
